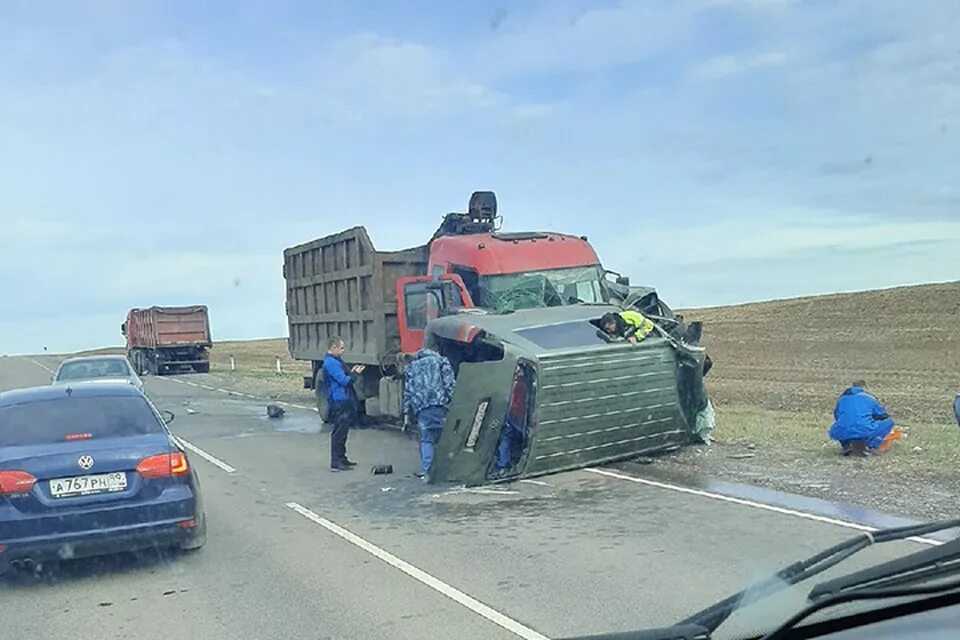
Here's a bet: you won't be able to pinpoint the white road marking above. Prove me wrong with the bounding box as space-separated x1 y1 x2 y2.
586 468 945 547
274 400 315 411
433 487 521 497
286 502 549 640
519 479 552 487
25 357 55 374
175 436 237 474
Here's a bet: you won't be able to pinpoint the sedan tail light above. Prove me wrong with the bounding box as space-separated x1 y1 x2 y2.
0 470 37 496
136 453 190 479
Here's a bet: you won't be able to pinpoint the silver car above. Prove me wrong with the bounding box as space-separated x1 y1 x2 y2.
52 355 144 392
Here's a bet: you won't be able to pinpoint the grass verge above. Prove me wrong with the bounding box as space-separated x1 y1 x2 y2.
715 403 960 476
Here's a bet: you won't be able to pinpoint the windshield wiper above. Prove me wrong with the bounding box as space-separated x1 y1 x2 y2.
808 535 960 600
679 518 960 634
561 520 960 640
761 576 960 640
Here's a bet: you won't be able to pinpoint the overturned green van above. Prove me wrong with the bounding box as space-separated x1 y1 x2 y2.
424 303 711 485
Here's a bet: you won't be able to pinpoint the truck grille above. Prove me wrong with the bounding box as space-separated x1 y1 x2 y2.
524 342 688 476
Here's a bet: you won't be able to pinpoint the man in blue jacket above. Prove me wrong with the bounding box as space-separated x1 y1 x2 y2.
828 380 896 456
403 348 456 481
323 337 365 471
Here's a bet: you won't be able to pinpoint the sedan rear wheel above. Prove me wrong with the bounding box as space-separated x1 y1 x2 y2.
180 512 207 551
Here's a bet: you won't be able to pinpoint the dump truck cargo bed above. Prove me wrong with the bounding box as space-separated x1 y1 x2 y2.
125 306 211 349
283 227 428 366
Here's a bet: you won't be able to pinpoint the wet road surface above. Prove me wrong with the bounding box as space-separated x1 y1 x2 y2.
0 355 949 639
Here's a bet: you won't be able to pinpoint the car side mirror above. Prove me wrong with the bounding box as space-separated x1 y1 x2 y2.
616 275 630 286
161 410 175 424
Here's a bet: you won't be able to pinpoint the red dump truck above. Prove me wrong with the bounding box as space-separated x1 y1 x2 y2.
122 306 212 375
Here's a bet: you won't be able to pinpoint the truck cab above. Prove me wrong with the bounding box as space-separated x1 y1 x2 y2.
396 192 612 354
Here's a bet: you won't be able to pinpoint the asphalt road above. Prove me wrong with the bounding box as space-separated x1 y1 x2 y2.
0 355 946 640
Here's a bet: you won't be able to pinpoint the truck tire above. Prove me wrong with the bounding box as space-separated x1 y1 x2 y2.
193 362 210 374
128 350 141 376
144 353 154 376
314 370 330 426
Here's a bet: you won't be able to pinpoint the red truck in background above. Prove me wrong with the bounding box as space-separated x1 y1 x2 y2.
284 191 635 420
122 306 212 375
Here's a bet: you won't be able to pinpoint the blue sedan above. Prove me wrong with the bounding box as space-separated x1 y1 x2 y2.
0 383 206 574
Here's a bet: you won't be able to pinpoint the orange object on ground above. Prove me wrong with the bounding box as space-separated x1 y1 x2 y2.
877 426 904 453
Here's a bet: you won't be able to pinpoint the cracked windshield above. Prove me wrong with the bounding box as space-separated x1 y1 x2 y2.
3 2 960 640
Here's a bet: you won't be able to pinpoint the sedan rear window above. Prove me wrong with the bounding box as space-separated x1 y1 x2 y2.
0 396 164 447
56 359 131 381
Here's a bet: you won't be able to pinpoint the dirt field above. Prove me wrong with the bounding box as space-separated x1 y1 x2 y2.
675 281 960 520
206 338 314 405
687 281 960 424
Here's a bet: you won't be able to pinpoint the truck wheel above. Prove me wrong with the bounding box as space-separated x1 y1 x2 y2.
193 362 210 374
314 370 329 426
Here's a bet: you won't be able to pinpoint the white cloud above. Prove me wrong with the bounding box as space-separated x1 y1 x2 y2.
706 0 796 9
609 210 960 268
602 209 960 308
510 103 560 121
477 1 696 77
312 33 502 119
692 50 788 79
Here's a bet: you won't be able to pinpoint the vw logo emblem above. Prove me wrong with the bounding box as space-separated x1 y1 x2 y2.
77 455 95 471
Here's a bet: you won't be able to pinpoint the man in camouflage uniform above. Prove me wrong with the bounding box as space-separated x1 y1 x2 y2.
403 348 456 481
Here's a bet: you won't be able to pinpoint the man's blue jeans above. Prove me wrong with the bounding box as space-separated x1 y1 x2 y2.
418 406 447 475
496 417 525 470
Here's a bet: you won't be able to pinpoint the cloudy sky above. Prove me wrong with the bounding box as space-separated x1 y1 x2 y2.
1 0 958 354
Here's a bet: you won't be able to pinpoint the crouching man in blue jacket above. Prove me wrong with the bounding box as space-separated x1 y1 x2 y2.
828 380 896 456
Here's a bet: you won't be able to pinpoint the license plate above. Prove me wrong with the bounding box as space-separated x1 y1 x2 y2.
50 472 128 498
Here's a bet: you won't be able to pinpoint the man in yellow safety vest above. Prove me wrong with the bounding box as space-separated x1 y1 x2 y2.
600 310 656 344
